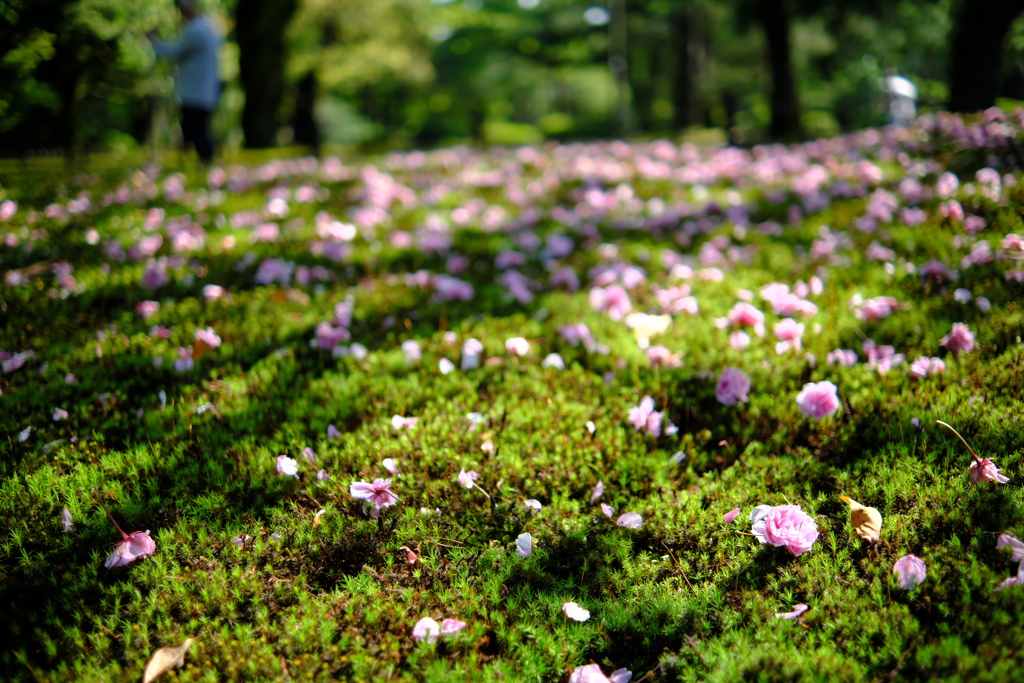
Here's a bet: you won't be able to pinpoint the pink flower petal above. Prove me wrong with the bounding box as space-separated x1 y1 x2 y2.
775 604 809 619
997 534 1024 562
893 554 927 590
104 530 156 569
616 512 643 529
562 601 590 622
440 618 467 635
412 617 440 643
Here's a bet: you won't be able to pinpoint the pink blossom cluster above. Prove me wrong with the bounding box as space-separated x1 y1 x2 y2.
627 396 676 437
750 504 819 557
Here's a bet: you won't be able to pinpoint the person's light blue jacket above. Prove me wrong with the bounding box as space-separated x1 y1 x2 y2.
152 16 222 111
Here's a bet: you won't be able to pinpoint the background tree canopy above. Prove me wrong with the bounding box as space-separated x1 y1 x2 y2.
1 0 1023 155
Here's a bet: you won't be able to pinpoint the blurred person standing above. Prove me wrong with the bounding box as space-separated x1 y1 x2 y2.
880 70 918 128
148 0 222 163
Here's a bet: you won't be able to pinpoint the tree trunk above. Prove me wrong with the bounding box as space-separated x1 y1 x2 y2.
757 0 800 140
629 38 656 132
949 0 1024 113
291 71 320 154
670 9 707 130
235 0 298 148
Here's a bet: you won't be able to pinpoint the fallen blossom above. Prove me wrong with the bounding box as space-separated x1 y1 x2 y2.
970 458 1011 484
774 318 805 354
796 381 840 420
327 424 341 439
174 347 194 372
61 508 75 532
569 664 633 683
775 604 809 619
439 358 456 374
827 349 858 367
440 618 467 636
937 420 1011 485
392 414 418 430
940 322 975 355
995 534 1024 591
350 478 399 508
382 458 398 475
729 330 752 351
542 353 566 370
137 301 160 319
646 345 682 367
302 447 317 466
590 284 632 320
600 503 616 517
194 326 222 348
893 554 927 590
723 508 741 524
399 545 418 565
616 512 643 529
749 505 774 543
401 339 421 363
997 534 1024 563
727 302 765 337
516 532 533 557
276 455 299 478
628 396 666 437
105 523 156 569
457 469 479 489
562 602 590 622
2 350 34 373
715 367 750 406
461 338 483 370
53 408 68 421
590 481 604 503
412 617 441 643
524 499 543 510
909 356 946 379
505 337 530 356
854 296 903 322
995 568 1024 591
758 505 819 557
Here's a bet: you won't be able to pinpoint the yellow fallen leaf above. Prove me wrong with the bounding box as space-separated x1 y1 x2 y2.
191 339 210 361
838 495 882 544
625 313 672 349
143 638 195 683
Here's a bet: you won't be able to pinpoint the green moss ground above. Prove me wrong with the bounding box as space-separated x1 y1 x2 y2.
1 131 1023 681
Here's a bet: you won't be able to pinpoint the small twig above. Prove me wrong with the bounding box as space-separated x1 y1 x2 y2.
661 541 694 591
684 636 708 664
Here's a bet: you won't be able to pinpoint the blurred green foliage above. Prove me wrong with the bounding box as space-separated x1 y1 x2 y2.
0 0 1018 152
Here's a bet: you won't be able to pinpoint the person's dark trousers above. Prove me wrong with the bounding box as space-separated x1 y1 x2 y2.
181 106 214 163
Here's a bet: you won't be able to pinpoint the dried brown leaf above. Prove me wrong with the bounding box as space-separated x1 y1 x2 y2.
838 495 882 544
142 638 195 683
